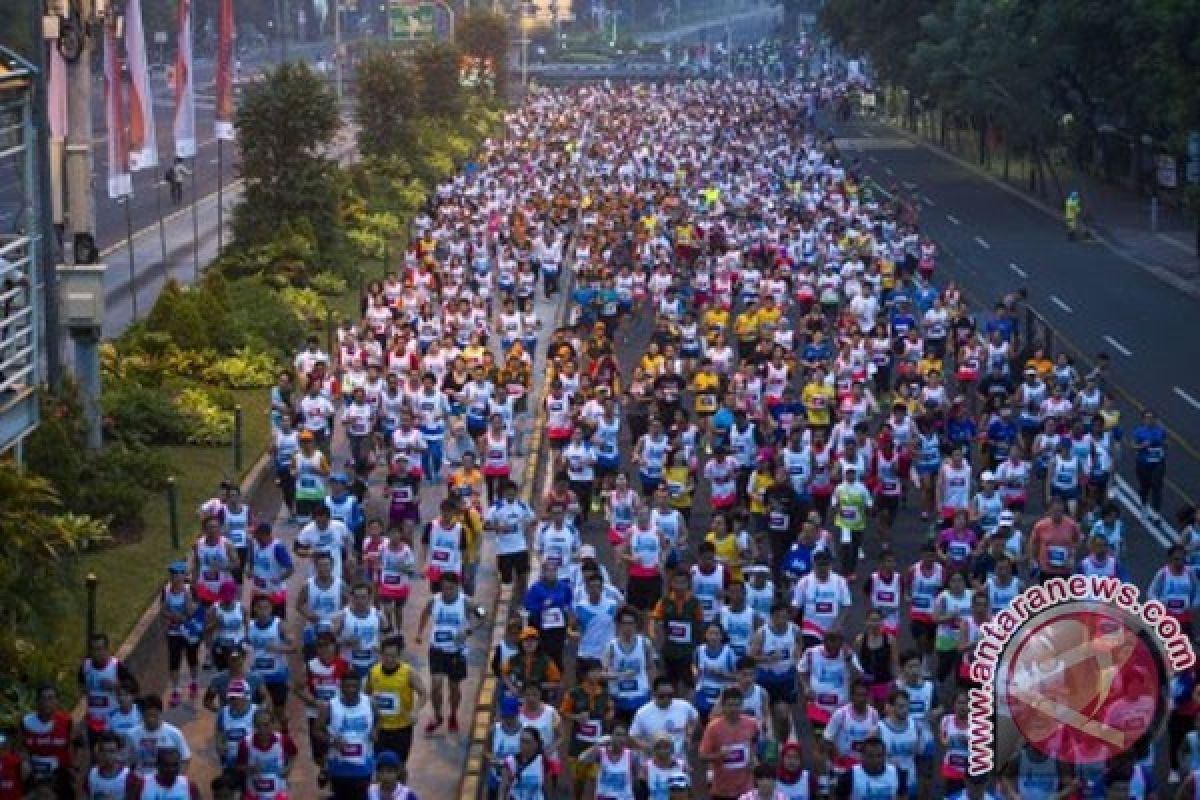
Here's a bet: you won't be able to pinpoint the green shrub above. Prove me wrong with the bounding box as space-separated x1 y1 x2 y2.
102 381 191 446
202 347 281 389
144 281 221 353
224 277 307 359
310 271 350 296
279 286 328 328
175 387 236 445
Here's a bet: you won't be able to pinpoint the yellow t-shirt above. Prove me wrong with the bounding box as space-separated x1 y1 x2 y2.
748 472 774 515
368 662 416 730
704 308 730 334
803 382 835 426
755 307 783 331
734 312 759 342
693 372 721 413
706 531 743 580
663 465 692 509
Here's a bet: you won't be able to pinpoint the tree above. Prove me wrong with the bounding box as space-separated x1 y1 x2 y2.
230 61 342 263
414 42 463 119
455 9 510 101
0 465 108 683
354 50 421 161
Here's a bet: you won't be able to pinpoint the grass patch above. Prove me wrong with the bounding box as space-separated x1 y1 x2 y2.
52 386 272 663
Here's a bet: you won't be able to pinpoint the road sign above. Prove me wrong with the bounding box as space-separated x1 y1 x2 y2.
389 1 435 42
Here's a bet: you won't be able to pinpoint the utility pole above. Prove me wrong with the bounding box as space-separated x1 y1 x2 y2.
61 0 106 451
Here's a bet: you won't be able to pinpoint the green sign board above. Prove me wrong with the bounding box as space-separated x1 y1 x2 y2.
389 2 435 42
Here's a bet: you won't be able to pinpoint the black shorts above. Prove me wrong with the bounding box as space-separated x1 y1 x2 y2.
429 648 468 682
265 680 288 710
497 551 531 584
876 495 900 524
376 726 415 764
662 654 695 688
910 619 936 644
761 674 798 706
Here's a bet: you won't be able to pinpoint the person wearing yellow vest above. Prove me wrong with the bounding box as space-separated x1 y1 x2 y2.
831 464 873 583
366 635 428 767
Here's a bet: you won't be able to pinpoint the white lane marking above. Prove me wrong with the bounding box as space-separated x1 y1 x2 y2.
862 130 874 137
868 156 878 163
1112 475 1179 546
1050 295 1073 314
974 235 990 249
1175 386 1200 412
946 214 961 226
923 195 936 207
1103 335 1133 357
1009 262 1027 278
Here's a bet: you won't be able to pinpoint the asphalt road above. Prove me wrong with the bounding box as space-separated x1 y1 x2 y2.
833 118 1200 544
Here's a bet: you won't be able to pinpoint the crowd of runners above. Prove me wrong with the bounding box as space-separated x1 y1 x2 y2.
6 37 1200 800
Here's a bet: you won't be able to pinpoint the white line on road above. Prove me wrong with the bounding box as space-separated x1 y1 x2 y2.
1103 335 1133 357
923 196 936 207
1175 386 1200 412
1009 262 1027 278
868 156 878 163
946 214 961 226
862 130 874 137
974 235 990 249
1112 475 1180 546
1050 295 1073 314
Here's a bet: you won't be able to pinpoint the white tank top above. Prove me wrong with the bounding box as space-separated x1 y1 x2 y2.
759 623 799 677
605 637 650 701
430 594 468 654
941 463 971 508
340 607 383 670
327 695 374 766
806 648 851 713
139 776 192 800
595 748 636 800
428 520 464 574
305 577 342 632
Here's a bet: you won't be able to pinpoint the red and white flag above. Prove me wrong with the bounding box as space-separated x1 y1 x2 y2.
214 0 235 140
125 0 158 170
173 0 196 158
103 23 132 199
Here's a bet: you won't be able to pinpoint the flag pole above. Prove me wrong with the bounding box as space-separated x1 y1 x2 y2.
191 159 199 281
124 197 137 320
217 139 224 252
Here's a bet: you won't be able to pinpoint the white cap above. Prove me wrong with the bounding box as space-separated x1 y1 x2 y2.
999 510 1016 526
980 470 996 482
580 544 598 559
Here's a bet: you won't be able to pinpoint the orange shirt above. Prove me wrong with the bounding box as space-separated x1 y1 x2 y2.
699 713 759 797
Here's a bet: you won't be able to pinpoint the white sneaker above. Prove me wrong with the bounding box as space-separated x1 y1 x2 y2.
1170 770 1181 784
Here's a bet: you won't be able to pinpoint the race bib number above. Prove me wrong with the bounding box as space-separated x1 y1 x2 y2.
815 601 834 614
541 607 565 628
667 621 691 643
1047 546 1069 568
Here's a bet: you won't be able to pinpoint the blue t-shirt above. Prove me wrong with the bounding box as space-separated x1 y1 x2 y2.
1133 425 1166 464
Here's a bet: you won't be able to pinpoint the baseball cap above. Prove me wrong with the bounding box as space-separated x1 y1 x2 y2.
520 626 540 641
167 561 188 575
980 470 995 482
298 430 315 441
376 750 401 769
330 472 349 484
500 696 520 717
218 582 238 603
580 544 598 560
